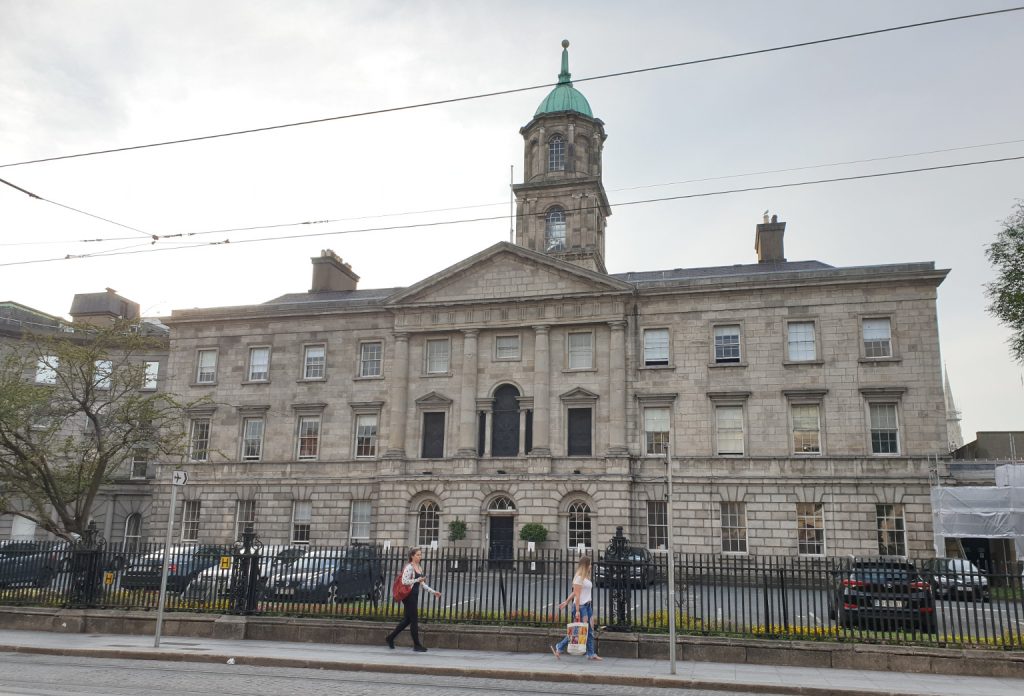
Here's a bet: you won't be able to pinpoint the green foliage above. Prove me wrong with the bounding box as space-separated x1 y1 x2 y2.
0 321 196 539
518 522 548 543
447 518 467 542
985 200 1024 363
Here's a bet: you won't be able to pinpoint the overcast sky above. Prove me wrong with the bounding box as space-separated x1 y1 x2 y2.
2 1 1022 443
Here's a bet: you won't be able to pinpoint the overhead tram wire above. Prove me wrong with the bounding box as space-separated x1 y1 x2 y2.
1 6 1021 170
0 176 156 241
2 153 1022 269
8 134 1017 249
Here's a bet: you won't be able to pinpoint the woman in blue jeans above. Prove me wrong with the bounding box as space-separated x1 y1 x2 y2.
550 555 602 660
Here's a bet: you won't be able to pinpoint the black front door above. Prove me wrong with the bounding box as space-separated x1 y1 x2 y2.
421 412 445 458
567 407 592 456
491 384 520 457
488 516 514 568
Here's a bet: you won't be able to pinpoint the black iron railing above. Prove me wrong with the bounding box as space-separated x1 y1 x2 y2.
1 541 1021 649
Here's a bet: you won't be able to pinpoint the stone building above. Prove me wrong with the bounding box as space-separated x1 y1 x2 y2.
153 43 950 558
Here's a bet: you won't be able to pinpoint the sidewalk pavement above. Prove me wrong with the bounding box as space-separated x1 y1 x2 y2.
0 629 1020 696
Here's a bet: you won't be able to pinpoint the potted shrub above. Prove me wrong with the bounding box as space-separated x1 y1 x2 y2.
446 518 468 572
519 522 549 575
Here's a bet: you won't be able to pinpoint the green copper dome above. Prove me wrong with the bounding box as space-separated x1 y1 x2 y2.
534 40 593 118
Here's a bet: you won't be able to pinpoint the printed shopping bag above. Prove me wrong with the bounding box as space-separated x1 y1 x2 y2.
565 621 589 656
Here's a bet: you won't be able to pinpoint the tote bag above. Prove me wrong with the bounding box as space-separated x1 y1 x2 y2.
565 621 589 656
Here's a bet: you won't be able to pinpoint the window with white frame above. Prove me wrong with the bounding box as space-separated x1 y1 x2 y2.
188 418 211 462
123 513 142 552
425 339 450 374
545 207 566 251
296 415 321 460
792 404 821 454
647 500 668 550
181 500 201 542
869 403 900 454
715 405 744 455
567 331 593 370
713 325 741 363
143 361 159 390
644 407 670 455
354 413 378 458
241 417 265 461
862 318 892 358
796 502 825 555
417 501 440 546
359 341 382 377
235 499 257 541
495 335 520 360
247 347 270 381
350 501 371 541
720 502 747 553
195 350 217 384
786 322 816 362
35 356 58 384
291 501 312 544
303 344 326 380
130 450 147 480
548 134 566 172
643 328 669 367
94 360 112 390
876 504 906 556
567 500 592 549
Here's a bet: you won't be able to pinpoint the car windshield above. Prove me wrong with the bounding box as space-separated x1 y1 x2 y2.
285 556 337 574
850 565 915 582
949 559 981 574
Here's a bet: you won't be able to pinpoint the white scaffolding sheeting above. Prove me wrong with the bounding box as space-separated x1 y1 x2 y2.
932 466 1024 558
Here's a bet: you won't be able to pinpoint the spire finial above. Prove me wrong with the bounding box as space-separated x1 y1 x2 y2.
558 39 572 85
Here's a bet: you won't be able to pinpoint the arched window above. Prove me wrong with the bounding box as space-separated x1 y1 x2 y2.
545 207 566 252
491 384 521 456
417 501 440 546
488 496 516 512
123 513 142 552
547 134 566 172
567 500 592 549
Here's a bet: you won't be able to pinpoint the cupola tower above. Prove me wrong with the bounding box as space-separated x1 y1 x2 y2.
513 40 611 273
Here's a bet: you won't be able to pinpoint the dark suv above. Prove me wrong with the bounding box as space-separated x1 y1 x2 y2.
830 557 936 633
594 547 657 588
0 541 65 588
264 546 384 604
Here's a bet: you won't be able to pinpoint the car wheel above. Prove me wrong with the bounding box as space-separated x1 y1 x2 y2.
370 579 384 604
327 582 340 605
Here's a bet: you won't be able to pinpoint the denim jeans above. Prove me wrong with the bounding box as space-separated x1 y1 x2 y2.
554 602 595 657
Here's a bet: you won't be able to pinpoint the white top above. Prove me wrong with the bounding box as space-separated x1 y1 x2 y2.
573 573 593 605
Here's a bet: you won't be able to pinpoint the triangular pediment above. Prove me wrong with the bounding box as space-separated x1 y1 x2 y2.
415 391 453 407
559 387 600 402
386 242 632 306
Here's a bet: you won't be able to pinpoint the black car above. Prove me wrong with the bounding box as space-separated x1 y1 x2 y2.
830 557 936 633
594 547 658 588
264 547 384 604
120 545 228 593
0 541 66 588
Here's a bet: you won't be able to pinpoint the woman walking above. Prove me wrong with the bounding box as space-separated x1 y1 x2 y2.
551 555 602 660
386 547 441 652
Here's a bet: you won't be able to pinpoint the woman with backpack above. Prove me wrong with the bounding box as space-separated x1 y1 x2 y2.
386 547 441 652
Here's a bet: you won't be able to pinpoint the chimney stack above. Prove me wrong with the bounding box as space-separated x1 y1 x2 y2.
310 249 359 292
755 213 786 264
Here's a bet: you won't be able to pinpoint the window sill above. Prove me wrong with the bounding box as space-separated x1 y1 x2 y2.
859 357 901 364
140 387 157 392
639 365 675 371
792 452 823 457
241 380 270 386
190 382 218 387
870 452 902 457
782 360 824 367
708 362 747 369
494 357 522 362
297 377 327 384
354 375 385 381
562 368 597 374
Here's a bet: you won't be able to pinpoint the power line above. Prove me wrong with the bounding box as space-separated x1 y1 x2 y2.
2 6 1021 170
0 176 156 241
2 153 1021 269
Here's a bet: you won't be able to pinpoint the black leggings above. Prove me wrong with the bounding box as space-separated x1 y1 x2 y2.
387 592 421 647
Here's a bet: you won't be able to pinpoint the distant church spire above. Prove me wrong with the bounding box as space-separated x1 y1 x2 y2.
944 365 964 452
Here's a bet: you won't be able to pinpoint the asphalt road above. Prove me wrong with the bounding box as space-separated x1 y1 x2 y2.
0 653 758 696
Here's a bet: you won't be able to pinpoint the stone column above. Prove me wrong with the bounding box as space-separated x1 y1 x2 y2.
456 329 479 456
531 325 551 456
606 320 628 456
384 332 410 458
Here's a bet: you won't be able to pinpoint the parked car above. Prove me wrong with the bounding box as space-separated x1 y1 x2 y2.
594 547 657 588
183 546 307 601
120 545 228 594
263 547 384 604
829 557 936 633
926 558 990 601
0 541 66 588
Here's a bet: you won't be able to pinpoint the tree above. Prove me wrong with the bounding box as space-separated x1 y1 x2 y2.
985 200 1024 364
0 322 191 539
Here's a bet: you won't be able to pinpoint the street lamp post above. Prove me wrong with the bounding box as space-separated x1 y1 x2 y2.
665 440 677 675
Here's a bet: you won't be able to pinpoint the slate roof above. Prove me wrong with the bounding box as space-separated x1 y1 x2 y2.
610 260 834 284
264 288 401 306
